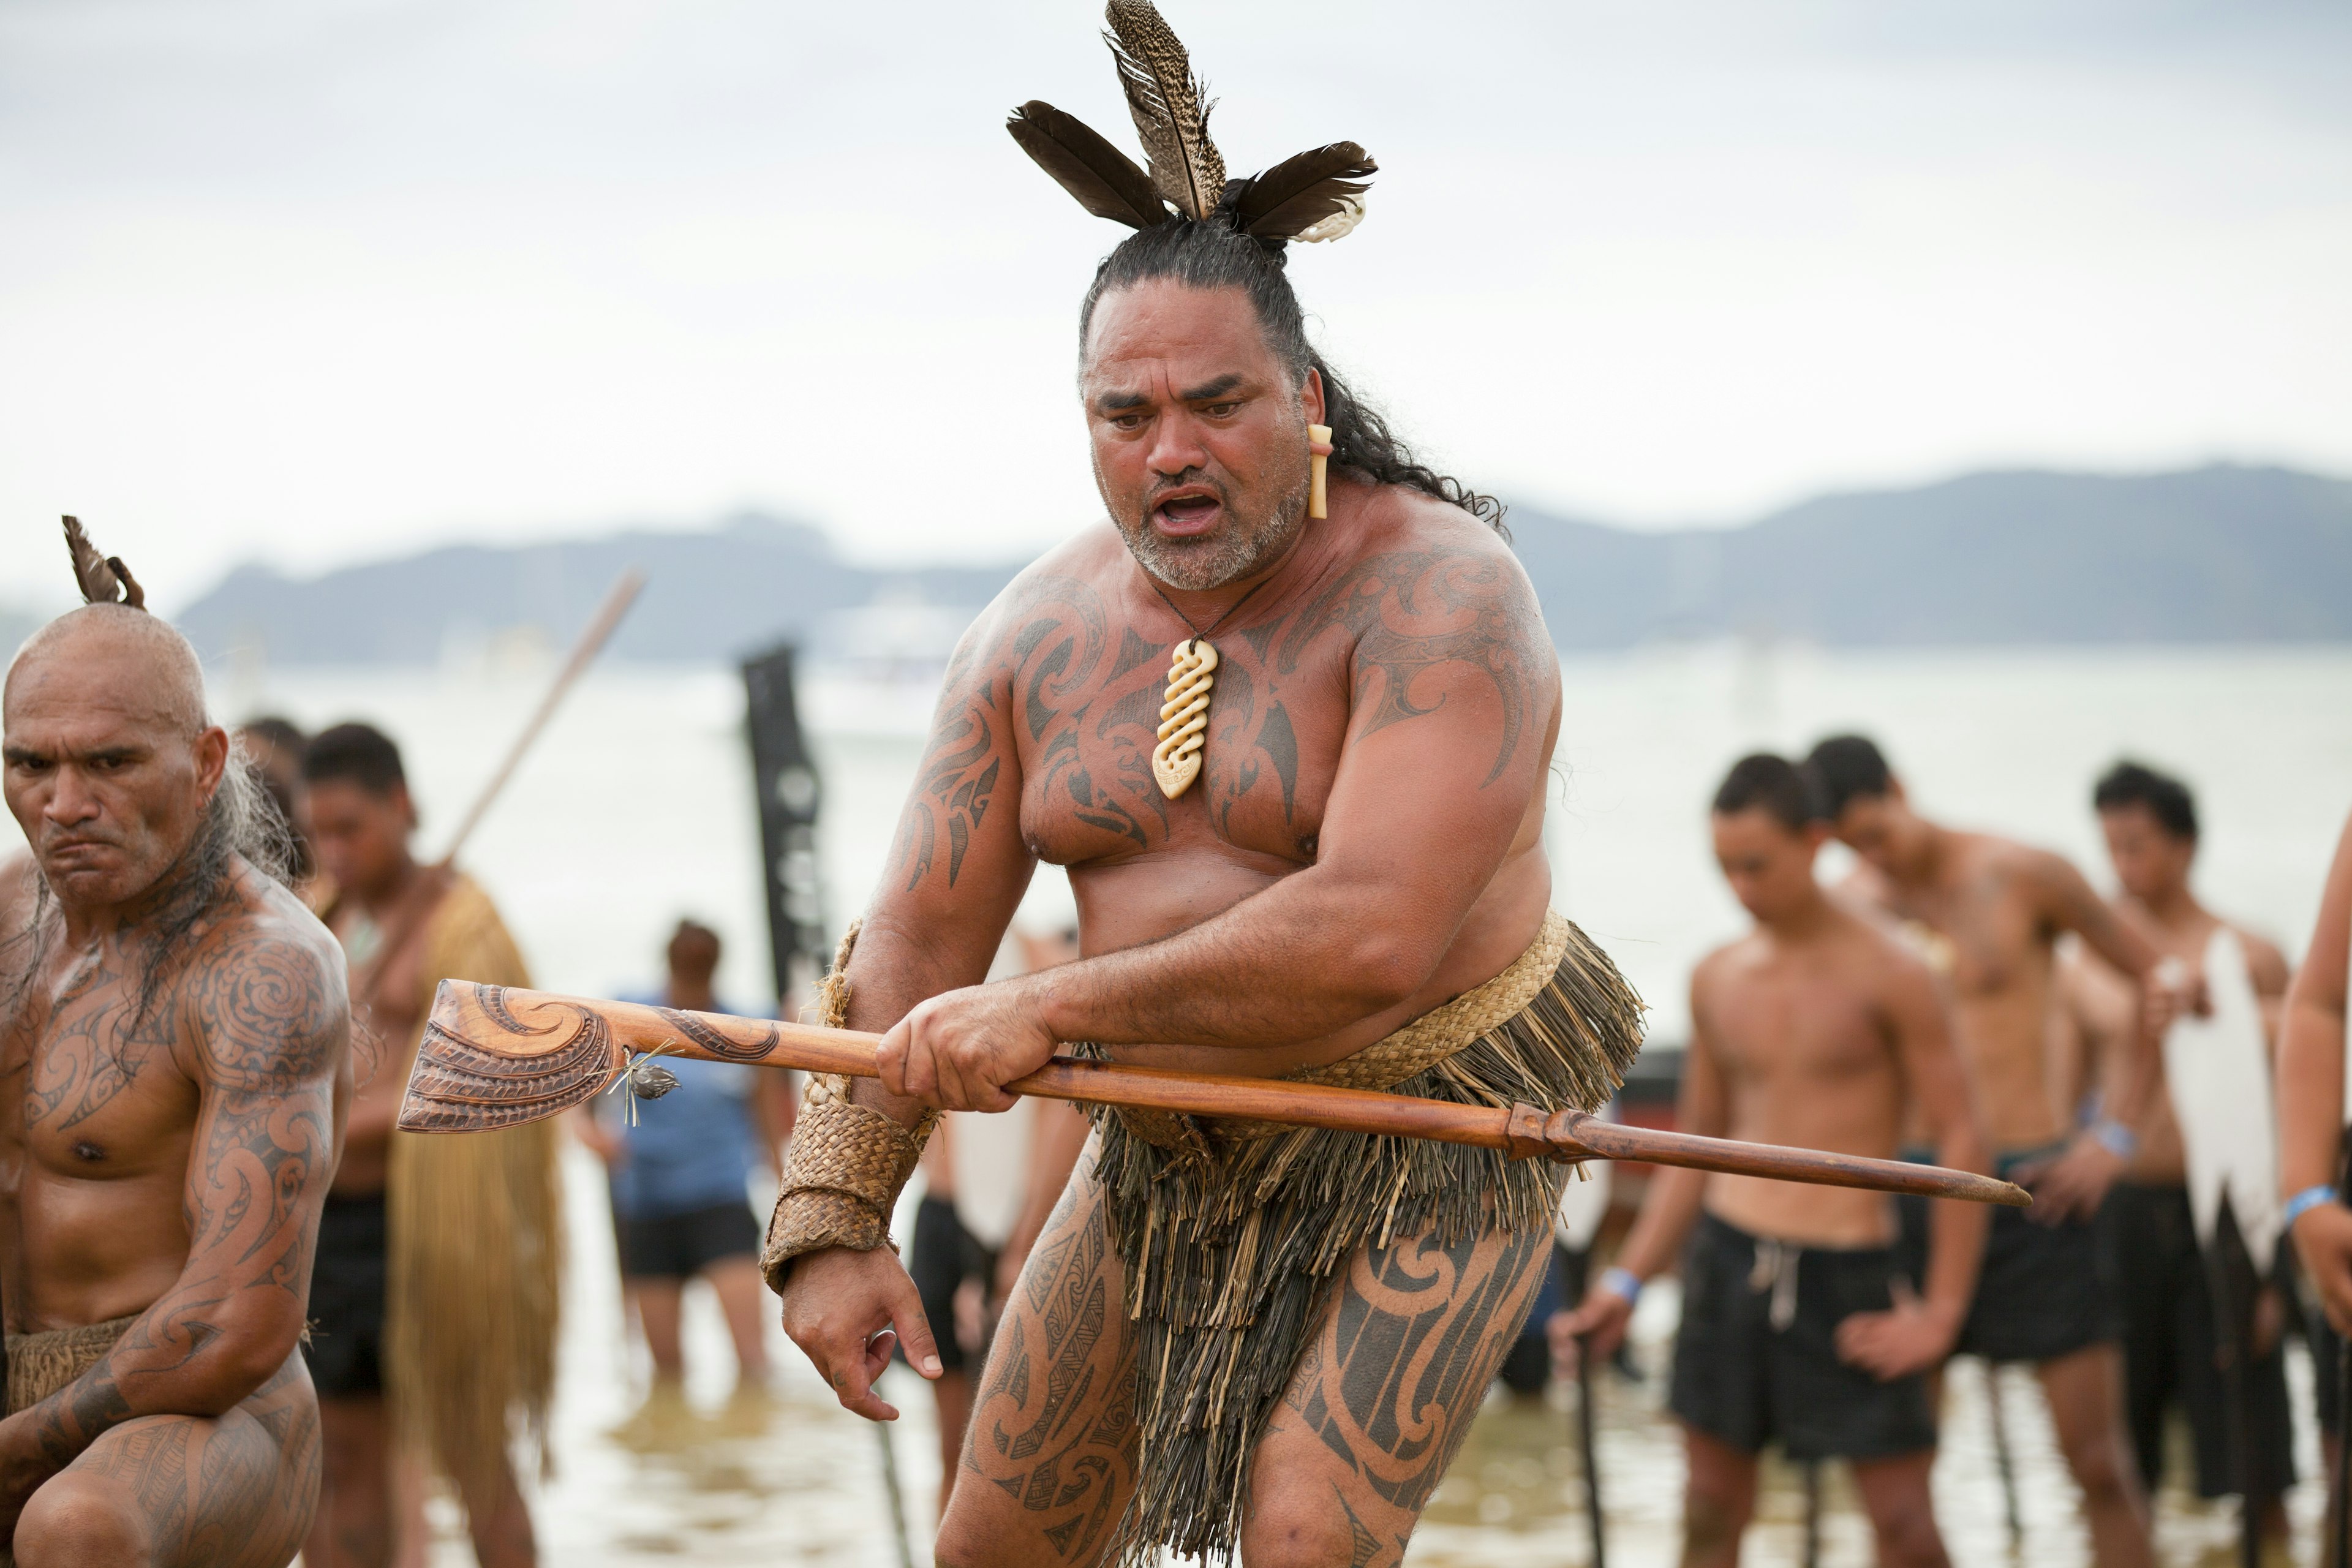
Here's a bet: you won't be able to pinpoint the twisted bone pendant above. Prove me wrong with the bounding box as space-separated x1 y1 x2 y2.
1152 638 1219 799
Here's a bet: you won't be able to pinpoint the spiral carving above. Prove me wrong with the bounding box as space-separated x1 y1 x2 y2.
398 982 620 1132
1152 637 1219 799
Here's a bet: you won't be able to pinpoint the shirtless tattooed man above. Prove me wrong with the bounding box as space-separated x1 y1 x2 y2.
1559 755 1988 1568
1806 734 2185 1568
761 24 1646 1566
0 596 350 1567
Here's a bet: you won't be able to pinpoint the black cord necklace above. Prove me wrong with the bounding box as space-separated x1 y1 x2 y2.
1140 567 1276 650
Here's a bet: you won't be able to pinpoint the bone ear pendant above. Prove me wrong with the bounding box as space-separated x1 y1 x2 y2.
1153 638 1220 799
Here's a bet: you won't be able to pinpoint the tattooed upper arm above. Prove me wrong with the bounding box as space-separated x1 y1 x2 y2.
888 603 1031 899
181 917 346 1304
867 576 1091 998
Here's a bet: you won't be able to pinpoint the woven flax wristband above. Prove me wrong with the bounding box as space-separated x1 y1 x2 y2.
760 923 940 1292
760 1074 936 1291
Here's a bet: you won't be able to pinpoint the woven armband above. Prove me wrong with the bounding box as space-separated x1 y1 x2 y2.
761 1073 938 1291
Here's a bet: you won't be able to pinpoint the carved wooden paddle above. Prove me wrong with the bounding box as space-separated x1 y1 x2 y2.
398 981 2030 1207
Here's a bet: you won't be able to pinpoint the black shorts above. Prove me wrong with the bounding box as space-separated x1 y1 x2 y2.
1898 1145 2118 1363
2101 1183 2294 1499
304 1191 388 1399
1668 1213 1937 1461
908 1195 997 1375
616 1199 761 1281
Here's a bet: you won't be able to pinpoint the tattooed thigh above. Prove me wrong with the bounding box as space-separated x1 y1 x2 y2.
937 1147 1139 1568
15 1355 320 1568
1246 1223 1551 1567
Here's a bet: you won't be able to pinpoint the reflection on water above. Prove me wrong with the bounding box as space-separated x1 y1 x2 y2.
409 1162 2327 1566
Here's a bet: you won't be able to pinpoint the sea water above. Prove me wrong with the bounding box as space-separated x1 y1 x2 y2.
30 642 2352 1565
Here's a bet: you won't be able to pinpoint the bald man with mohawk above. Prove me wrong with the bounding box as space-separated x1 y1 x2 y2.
0 521 351 1567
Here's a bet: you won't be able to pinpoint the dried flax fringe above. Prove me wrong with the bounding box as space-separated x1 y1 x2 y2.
387 1117 564 1491
1084 921 1645 1566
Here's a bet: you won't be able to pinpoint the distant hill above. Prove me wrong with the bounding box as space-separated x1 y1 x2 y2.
1509 464 2352 648
176 514 1020 668
173 464 2352 666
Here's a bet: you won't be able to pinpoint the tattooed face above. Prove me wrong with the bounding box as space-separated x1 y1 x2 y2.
1080 280 1324 592
2 625 227 910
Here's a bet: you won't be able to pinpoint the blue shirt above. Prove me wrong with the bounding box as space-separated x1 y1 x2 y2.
605 992 764 1220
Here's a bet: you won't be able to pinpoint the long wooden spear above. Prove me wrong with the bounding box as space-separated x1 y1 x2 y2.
396 984 2030 1207
346 569 646 1015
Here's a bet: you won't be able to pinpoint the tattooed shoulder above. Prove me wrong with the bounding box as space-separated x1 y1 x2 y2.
182 908 349 1094
1276 514 1552 786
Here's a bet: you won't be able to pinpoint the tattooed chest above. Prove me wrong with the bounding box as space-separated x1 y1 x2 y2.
1016 631 1346 867
10 986 193 1172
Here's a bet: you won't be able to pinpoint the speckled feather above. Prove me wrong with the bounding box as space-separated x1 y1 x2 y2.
1103 0 1225 220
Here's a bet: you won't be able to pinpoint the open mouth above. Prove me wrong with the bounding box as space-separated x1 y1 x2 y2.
1150 488 1224 538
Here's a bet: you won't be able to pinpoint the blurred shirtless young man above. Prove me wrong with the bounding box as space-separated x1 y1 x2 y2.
761 19 1646 1566
0 586 350 1567
1559 755 1987 1568
1806 734 2179 1568
2064 761 2294 1540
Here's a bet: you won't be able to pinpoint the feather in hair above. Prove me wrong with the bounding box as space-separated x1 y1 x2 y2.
1007 100 1169 228
1102 0 1224 221
62 516 145 609
1224 142 1376 244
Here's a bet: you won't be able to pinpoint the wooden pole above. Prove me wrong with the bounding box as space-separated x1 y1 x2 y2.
347 569 646 1014
399 984 2031 1207
875 1416 916 1568
2200 1216 2260 1568
1800 1461 1822 1568
437 569 647 861
1984 1360 2024 1556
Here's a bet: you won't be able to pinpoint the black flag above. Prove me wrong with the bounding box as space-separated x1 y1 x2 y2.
742 643 827 1003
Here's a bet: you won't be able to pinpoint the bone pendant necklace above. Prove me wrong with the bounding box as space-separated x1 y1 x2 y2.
1144 571 1275 800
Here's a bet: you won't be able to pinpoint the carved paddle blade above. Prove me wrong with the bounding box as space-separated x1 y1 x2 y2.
398 981 624 1132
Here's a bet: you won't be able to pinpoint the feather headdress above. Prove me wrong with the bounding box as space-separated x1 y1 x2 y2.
62 516 146 610
1006 0 1376 249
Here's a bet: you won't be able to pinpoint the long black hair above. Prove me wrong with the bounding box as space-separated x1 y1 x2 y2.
1078 220 1506 535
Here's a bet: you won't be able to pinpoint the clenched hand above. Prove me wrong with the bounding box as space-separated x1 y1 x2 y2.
878 981 1059 1112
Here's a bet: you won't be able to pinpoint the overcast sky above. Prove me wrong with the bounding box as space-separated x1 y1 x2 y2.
4 0 2347 609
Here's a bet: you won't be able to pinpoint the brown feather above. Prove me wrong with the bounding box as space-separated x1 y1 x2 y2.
1231 143 1377 241
1102 0 1224 220
1006 100 1168 229
62 516 143 609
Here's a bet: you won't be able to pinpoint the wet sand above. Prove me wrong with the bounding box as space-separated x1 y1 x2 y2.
405 1146 2329 1566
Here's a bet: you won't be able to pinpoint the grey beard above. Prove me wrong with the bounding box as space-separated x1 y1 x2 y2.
1121 471 1311 593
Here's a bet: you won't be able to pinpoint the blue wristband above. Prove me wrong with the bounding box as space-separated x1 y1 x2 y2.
1599 1266 1643 1307
2089 1117 2139 1160
2285 1185 2339 1232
